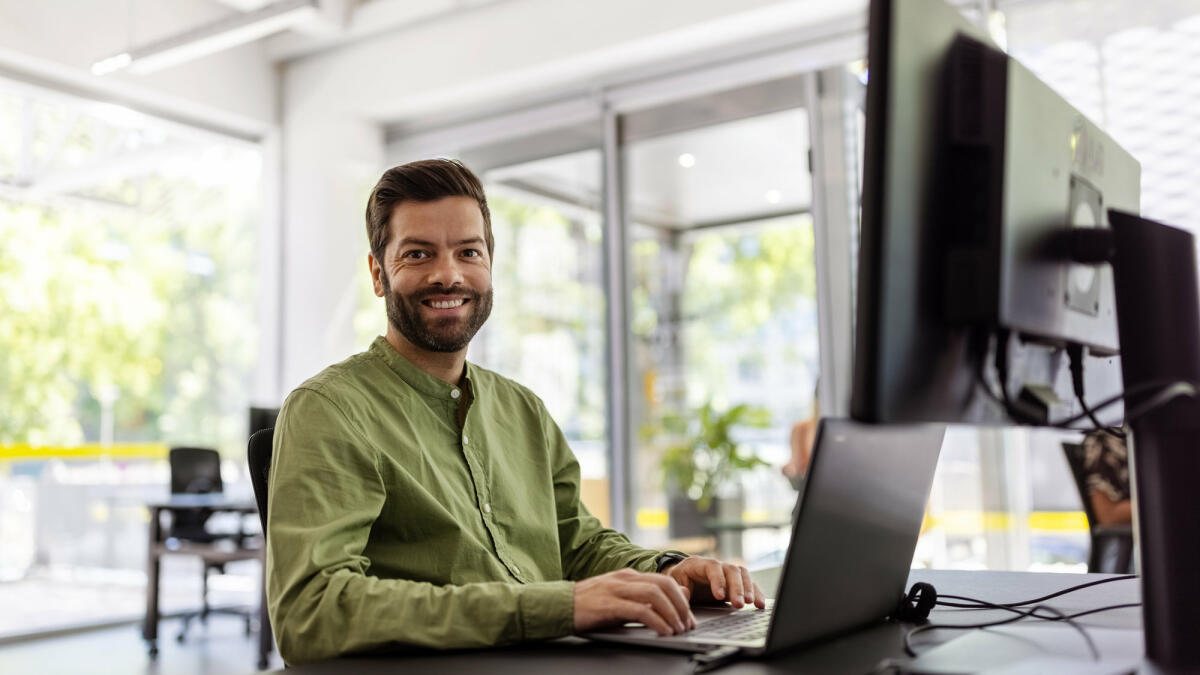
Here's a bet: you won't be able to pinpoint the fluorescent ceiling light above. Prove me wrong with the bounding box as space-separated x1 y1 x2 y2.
91 52 131 76
677 153 696 168
92 0 317 76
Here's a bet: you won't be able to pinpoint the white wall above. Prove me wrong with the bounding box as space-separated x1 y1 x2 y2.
276 0 866 392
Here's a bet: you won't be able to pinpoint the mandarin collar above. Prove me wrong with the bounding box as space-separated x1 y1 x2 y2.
370 336 474 401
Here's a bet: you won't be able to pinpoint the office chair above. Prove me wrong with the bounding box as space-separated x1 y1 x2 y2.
169 447 225 541
247 429 273 533
167 447 255 643
246 428 275 669
1062 442 1135 574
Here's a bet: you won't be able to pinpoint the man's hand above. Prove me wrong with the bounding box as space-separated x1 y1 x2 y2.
573 568 695 636
664 557 766 610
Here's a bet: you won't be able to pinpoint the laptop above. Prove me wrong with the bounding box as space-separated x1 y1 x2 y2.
584 418 946 657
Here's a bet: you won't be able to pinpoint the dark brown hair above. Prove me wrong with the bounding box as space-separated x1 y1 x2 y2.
365 158 493 261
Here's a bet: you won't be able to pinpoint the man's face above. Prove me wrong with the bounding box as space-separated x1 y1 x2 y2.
370 196 493 354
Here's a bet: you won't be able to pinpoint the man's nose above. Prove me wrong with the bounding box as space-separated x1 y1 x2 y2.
425 253 465 287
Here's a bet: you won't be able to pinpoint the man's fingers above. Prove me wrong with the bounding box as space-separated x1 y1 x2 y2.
619 581 685 633
614 599 674 637
705 561 726 601
724 564 746 609
752 581 766 609
739 567 755 605
649 573 695 628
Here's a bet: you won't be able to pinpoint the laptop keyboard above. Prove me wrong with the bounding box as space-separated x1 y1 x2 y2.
688 608 772 641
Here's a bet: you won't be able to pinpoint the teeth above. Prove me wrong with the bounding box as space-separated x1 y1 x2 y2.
429 299 465 309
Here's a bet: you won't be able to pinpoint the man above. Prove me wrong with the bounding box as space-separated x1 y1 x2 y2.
266 159 765 665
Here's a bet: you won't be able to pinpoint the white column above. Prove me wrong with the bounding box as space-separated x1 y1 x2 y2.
278 105 384 393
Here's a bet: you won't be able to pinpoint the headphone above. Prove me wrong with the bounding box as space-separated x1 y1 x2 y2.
892 582 938 623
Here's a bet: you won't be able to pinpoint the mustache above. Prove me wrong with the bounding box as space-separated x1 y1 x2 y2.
408 287 483 303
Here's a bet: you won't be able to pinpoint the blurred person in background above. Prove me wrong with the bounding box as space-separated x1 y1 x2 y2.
1082 430 1132 526
782 382 818 493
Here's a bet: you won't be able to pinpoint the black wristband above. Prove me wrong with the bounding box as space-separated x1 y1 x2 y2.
655 552 688 573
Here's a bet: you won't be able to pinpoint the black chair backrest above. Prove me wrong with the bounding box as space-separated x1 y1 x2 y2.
247 428 274 533
169 447 223 495
1062 442 1098 529
167 447 222 537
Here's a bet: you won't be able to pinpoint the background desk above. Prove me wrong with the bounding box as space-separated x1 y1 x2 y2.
261 568 1142 674
142 495 268 667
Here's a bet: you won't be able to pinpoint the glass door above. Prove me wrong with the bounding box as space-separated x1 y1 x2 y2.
619 77 819 563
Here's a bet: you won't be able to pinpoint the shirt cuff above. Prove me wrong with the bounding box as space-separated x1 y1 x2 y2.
518 580 576 640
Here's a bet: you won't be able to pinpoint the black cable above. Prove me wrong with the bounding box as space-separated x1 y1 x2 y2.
936 597 1142 621
899 577 1141 661
902 599 1137 660
1054 378 1196 427
936 574 1136 609
1036 606 1100 661
1064 602 1142 620
981 332 1197 429
1123 381 1198 423
1066 343 1125 439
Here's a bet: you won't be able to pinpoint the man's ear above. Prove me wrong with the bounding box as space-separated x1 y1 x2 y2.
368 253 385 298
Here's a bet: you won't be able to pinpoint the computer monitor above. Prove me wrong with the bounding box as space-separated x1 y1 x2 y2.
850 0 1136 425
249 406 279 438
851 0 1200 668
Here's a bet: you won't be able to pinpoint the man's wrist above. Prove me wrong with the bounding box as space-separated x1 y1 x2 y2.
654 551 688 573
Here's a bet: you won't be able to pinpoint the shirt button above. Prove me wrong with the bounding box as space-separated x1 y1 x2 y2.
463 434 469 445
513 566 520 575
450 389 461 399
483 503 491 513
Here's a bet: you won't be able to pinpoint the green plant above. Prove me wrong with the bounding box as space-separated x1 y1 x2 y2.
650 401 772 511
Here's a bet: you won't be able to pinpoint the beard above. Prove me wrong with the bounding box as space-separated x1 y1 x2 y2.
383 275 493 353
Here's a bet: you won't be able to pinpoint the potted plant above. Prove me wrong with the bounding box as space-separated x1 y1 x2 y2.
647 401 772 540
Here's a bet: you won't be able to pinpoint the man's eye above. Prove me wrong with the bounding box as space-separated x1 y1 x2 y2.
462 249 480 258
404 250 429 259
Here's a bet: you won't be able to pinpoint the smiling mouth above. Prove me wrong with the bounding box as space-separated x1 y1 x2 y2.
422 298 469 310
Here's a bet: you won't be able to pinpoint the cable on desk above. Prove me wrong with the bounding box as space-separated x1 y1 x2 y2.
903 602 1109 660
937 594 1141 621
900 575 1141 661
935 574 1137 609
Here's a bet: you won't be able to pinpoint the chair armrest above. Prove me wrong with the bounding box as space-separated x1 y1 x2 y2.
1092 524 1134 538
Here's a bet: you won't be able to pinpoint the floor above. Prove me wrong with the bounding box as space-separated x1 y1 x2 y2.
0 615 284 675
0 557 259 639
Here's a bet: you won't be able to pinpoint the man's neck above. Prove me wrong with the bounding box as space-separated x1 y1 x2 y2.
383 327 467 386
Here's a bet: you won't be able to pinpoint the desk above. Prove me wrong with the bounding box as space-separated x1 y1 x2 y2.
261 568 1142 674
142 496 269 667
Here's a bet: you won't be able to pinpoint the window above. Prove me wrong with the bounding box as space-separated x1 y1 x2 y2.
475 151 611 515
622 92 819 561
0 80 263 634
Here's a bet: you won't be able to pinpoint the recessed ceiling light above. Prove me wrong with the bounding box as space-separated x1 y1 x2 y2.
765 189 782 204
677 153 696 168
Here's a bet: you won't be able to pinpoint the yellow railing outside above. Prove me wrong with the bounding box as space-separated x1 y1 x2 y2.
636 508 1091 533
0 443 169 462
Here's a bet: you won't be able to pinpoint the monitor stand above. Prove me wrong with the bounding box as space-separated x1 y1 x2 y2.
1107 209 1200 673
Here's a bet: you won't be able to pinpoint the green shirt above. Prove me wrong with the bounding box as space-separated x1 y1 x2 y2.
266 337 664 664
